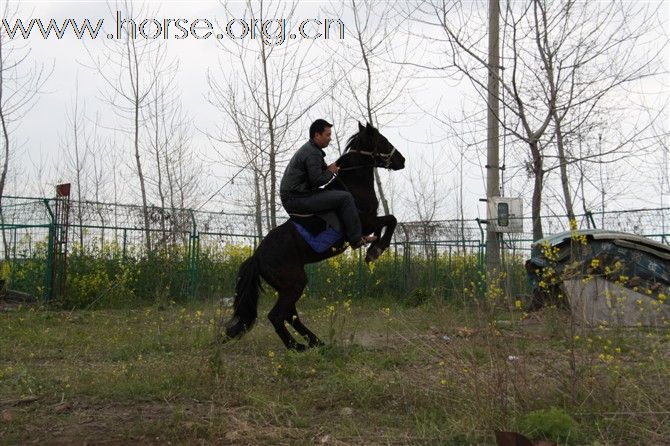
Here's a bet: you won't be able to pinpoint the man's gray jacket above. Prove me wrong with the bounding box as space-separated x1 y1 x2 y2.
280 140 335 198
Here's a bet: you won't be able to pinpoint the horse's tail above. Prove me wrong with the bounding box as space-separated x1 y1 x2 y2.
225 254 263 339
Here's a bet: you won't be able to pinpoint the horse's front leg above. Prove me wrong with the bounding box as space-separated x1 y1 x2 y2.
365 214 397 263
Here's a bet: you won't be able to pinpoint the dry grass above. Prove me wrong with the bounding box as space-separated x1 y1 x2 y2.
1 295 668 445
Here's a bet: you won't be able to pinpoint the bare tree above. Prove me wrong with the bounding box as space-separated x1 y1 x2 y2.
84 0 174 253
208 0 329 235
163 105 202 211
145 77 170 243
325 0 414 216
406 153 450 256
405 0 667 240
60 79 90 247
529 0 665 223
89 118 110 248
0 0 52 259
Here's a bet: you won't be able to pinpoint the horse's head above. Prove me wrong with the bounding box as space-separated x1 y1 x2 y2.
347 122 405 171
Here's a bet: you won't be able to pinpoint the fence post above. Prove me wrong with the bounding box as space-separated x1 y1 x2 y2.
446 245 453 299
586 211 597 229
431 242 437 290
476 218 487 294
10 228 16 286
188 209 198 300
43 199 55 303
403 242 410 293
357 248 363 298
393 242 398 286
122 229 127 260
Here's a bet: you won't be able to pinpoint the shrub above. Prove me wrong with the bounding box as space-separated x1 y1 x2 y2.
517 407 581 444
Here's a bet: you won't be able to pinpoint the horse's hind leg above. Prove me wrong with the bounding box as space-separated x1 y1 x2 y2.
266 267 309 351
289 305 325 348
268 298 306 351
267 268 323 350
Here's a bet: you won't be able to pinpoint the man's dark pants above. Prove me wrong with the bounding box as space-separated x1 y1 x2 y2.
281 190 361 243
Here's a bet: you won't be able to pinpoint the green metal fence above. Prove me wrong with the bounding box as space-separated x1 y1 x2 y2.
0 195 667 308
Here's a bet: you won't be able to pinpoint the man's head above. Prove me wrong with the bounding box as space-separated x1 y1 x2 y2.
310 119 333 149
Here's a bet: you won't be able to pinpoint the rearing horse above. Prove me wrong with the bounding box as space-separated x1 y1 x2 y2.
223 122 406 350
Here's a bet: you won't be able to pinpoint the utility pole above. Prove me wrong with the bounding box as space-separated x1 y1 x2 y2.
486 0 502 276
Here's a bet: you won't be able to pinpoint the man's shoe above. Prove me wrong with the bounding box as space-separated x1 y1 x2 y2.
350 235 378 249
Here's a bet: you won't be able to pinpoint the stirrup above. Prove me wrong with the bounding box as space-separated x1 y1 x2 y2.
350 235 378 249
289 212 314 218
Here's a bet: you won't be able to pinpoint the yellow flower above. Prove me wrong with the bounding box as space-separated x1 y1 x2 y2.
569 219 578 231
515 300 522 309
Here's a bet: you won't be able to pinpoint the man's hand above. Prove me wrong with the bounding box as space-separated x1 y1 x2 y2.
327 162 339 174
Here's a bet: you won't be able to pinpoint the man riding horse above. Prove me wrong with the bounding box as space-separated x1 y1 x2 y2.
279 119 377 249
223 120 405 350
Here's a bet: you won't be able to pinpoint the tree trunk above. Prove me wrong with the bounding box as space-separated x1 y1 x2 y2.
72 93 84 247
260 41 278 229
356 0 391 216
530 140 544 241
0 39 10 261
254 167 263 239
135 97 151 253
153 93 166 250
553 114 575 222
130 41 151 254
164 132 176 245
0 112 9 262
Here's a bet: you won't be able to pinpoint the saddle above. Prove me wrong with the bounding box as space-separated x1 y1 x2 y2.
289 210 342 235
289 211 343 253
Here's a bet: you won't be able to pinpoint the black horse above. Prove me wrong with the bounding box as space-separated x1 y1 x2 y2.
223 122 406 350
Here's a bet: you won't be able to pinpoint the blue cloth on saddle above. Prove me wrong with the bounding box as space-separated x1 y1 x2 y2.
292 221 342 253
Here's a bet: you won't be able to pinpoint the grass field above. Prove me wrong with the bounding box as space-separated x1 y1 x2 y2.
1 294 668 445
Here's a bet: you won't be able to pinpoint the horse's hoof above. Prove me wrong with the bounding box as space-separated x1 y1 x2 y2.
365 246 383 263
216 334 232 345
290 343 308 352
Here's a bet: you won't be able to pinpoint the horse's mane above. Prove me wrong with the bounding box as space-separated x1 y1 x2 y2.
344 132 361 152
337 131 366 168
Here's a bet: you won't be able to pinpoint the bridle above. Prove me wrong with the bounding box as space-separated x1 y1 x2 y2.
337 146 397 171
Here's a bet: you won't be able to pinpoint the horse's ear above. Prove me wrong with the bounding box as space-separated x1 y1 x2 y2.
358 121 365 133
366 122 372 129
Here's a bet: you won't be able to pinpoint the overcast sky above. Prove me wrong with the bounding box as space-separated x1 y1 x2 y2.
2 0 669 228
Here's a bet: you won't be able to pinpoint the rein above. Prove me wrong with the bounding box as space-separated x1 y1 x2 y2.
336 146 397 171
